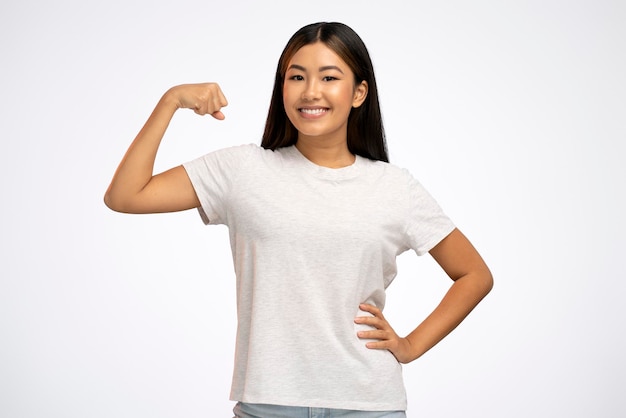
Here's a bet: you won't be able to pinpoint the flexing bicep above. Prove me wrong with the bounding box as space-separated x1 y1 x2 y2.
105 165 200 214
104 83 227 215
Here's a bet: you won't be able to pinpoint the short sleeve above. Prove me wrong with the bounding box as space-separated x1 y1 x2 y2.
403 171 456 256
182 144 255 225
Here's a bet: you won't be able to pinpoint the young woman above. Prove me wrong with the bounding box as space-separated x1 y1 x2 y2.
105 22 493 417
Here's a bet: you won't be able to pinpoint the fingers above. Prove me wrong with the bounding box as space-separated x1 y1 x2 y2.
206 85 228 117
357 330 393 347
355 304 414 363
355 303 401 349
354 303 391 346
175 83 228 117
355 325 393 347
355 306 384 329
358 303 382 317
194 86 228 117
211 111 226 120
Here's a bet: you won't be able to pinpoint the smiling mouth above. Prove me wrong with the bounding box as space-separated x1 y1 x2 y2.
299 108 328 115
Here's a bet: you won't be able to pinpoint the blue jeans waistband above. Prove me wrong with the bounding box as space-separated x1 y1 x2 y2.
233 402 406 418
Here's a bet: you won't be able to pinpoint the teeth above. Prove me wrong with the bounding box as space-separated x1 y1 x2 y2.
301 108 327 115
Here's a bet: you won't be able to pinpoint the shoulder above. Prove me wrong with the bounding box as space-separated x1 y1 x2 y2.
236 143 294 162
359 158 443 208
358 157 417 186
187 143 271 167
210 143 262 159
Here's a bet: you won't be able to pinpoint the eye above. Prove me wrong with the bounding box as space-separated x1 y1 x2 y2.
288 75 304 81
322 76 338 81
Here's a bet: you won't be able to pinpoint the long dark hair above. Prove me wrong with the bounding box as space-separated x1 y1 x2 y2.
261 22 388 163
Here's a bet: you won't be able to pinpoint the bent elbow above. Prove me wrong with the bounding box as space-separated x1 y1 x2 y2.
103 189 130 213
103 192 121 212
480 268 494 297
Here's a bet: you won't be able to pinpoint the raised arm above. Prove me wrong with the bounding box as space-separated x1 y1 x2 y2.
104 83 228 214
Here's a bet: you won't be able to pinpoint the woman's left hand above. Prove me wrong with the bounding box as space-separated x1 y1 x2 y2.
354 303 414 363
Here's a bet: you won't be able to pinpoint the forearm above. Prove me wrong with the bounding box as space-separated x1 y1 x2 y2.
104 90 179 210
404 270 493 362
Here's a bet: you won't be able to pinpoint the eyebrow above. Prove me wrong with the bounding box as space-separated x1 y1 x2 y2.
287 64 345 74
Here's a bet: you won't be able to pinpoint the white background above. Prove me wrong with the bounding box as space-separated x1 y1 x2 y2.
1 0 624 417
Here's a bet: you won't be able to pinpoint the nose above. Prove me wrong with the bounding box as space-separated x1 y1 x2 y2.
302 79 321 101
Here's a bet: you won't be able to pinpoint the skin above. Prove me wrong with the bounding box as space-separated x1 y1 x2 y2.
282 42 368 168
104 42 493 365
355 228 493 363
104 83 224 214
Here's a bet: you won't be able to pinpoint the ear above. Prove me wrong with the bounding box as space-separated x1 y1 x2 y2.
352 80 368 108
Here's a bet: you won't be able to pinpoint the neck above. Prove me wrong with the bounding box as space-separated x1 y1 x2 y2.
295 136 355 168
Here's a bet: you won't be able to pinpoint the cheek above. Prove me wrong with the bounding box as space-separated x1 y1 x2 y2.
282 90 298 124
337 89 358 113
282 84 297 107
336 85 357 103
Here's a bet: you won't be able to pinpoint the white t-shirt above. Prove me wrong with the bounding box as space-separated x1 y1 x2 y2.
183 144 455 411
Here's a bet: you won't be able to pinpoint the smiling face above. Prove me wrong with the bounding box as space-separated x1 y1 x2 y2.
282 42 368 147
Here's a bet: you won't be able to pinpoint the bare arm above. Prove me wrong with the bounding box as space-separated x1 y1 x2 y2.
104 83 228 214
356 228 493 363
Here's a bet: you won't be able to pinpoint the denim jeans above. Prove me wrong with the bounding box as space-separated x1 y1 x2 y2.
233 402 407 418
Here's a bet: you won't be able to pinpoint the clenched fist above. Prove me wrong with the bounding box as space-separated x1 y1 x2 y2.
168 82 228 119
